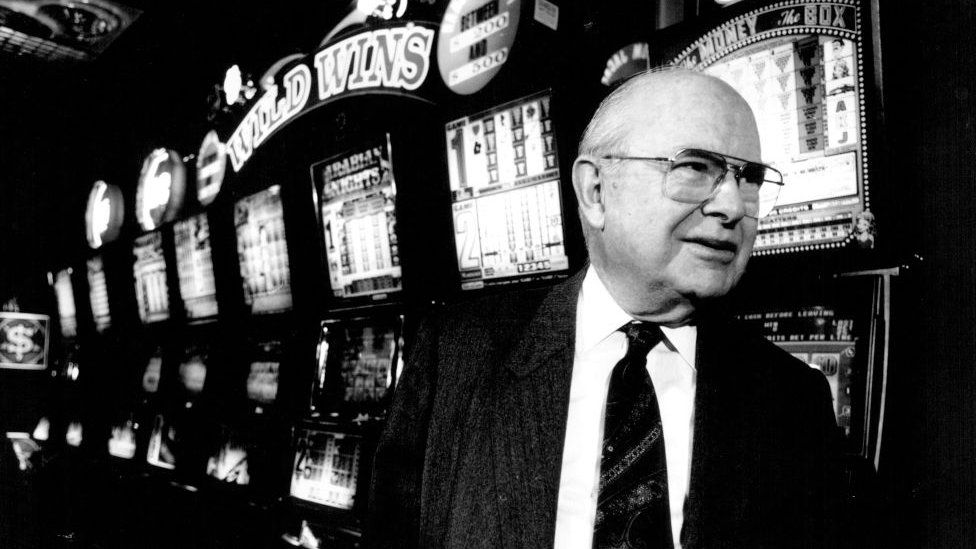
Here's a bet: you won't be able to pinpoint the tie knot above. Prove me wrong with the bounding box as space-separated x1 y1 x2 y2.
621 321 663 357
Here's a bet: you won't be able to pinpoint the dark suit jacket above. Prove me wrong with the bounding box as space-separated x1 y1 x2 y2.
366 270 845 548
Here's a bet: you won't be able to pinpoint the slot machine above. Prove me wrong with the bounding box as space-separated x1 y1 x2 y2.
118 146 238 547
48 178 134 544
443 90 572 292
213 126 315 548
47 266 82 444
433 0 588 298
129 128 290 548
80 179 127 452
129 147 186 473
202 4 452 544
37 266 89 544
280 70 423 549
275 3 587 545
234 185 294 317
227 181 298 426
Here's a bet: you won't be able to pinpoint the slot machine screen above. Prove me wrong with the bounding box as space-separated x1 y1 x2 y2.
290 427 362 510
133 232 171 323
671 1 872 254
146 413 178 469
205 427 250 486
311 316 401 418
51 269 77 338
87 255 111 332
107 416 138 459
235 185 293 314
445 90 570 290
738 307 857 439
313 135 402 300
178 345 209 400
174 213 219 321
246 340 281 412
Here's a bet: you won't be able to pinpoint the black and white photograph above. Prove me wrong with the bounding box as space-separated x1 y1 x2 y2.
0 1 973 548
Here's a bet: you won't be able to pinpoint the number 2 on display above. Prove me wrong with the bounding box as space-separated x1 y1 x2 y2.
455 210 481 271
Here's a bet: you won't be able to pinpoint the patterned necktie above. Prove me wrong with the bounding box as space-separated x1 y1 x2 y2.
594 321 673 549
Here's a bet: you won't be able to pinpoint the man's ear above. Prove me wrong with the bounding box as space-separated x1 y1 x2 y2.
572 155 606 231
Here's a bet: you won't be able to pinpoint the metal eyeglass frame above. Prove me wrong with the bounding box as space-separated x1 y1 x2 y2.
598 148 785 219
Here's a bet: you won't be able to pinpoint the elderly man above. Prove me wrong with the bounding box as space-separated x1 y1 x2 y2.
366 69 843 548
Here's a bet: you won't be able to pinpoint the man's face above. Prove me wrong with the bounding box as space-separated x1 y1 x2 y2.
590 74 762 319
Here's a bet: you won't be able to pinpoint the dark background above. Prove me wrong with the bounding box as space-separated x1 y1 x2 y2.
0 0 974 547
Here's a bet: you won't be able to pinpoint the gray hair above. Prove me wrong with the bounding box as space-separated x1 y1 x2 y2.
575 67 691 249
578 66 686 158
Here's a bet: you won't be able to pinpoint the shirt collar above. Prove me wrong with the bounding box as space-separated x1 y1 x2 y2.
576 265 697 370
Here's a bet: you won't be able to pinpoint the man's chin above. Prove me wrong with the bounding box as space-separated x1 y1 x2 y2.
679 275 737 302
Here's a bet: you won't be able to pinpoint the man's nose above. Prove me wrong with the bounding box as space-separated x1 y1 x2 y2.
701 171 748 223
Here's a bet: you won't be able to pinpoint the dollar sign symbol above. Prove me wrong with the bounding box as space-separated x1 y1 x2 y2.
4 325 36 361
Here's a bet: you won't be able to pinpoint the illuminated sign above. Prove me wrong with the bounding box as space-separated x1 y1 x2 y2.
196 131 227 206
438 0 520 95
136 148 187 231
672 1 856 69
85 180 123 249
227 64 312 172
314 24 432 99
672 0 869 254
602 43 650 87
0 313 49 370
358 0 409 20
226 23 436 173
224 65 244 105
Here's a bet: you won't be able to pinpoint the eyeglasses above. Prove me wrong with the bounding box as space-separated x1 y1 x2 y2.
599 148 784 219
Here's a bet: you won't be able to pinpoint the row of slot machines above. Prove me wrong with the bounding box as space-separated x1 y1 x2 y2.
58 89 569 323
36 88 574 547
25 1 894 546
37 304 410 545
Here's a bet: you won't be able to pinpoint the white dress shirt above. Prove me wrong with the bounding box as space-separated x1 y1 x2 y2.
554 266 697 549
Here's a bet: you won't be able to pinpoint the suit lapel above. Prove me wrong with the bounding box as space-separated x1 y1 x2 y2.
489 271 584 548
681 317 764 548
